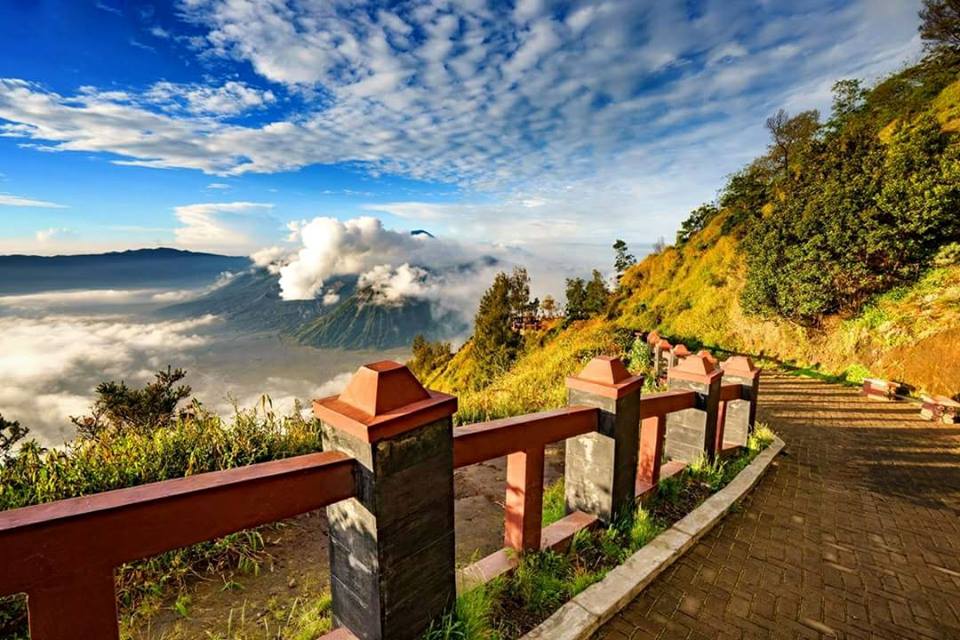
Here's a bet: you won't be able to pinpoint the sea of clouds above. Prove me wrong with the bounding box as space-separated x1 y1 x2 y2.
0 293 398 447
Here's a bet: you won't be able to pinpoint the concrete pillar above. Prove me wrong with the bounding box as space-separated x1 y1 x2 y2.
654 339 671 379
564 357 644 523
665 354 723 463
314 361 458 640
720 356 761 448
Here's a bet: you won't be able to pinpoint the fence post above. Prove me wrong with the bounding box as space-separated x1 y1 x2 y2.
720 356 761 447
314 361 458 640
565 357 644 523
665 354 723 464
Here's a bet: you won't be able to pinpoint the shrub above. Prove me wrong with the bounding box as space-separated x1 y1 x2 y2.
0 401 323 638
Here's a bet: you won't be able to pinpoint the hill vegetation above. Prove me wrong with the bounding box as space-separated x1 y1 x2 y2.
419 27 960 407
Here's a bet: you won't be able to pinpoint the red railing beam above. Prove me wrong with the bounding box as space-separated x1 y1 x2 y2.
637 414 667 494
0 451 357 597
452 406 598 468
504 447 545 552
639 389 697 419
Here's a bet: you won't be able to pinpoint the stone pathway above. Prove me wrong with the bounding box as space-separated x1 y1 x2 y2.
594 372 960 640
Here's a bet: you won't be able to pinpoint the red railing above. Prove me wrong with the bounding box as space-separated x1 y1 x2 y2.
453 406 599 551
0 451 357 640
636 390 697 496
0 347 760 639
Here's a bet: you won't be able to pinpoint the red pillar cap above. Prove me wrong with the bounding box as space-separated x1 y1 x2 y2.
668 353 722 384
658 339 672 350
313 360 456 443
721 355 759 379
673 344 692 357
646 330 660 345
697 349 718 365
566 356 644 399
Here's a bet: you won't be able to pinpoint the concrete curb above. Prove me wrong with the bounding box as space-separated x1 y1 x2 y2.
522 436 786 640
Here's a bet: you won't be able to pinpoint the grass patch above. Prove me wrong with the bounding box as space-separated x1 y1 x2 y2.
435 429 774 639
540 479 566 527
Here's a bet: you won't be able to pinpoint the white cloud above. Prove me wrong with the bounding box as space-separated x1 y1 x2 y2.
206 182 230 189
0 314 219 445
0 289 154 309
358 263 431 305
276 216 465 300
173 201 277 253
146 80 276 116
0 1 925 244
0 193 67 208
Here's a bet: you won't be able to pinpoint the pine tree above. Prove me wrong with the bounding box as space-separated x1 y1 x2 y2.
612 239 636 280
473 272 521 383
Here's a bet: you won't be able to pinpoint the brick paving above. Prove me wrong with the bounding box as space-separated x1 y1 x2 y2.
594 372 960 640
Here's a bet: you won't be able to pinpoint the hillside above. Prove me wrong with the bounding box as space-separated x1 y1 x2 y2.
425 52 960 406
294 289 465 349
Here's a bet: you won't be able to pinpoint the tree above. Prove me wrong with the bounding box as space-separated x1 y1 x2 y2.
408 334 453 379
71 366 192 437
584 270 610 316
0 414 28 460
920 0 960 50
765 108 820 178
473 272 522 382
676 203 719 245
612 239 636 280
540 295 557 318
830 79 867 122
564 277 587 321
507 266 532 324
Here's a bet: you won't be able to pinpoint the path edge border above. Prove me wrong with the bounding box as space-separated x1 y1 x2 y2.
522 435 786 640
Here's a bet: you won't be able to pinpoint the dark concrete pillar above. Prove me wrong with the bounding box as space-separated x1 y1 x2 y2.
665 354 723 463
314 361 458 640
564 357 644 523
720 356 761 448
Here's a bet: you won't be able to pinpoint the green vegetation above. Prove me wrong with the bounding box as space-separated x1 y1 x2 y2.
408 334 454 380
472 268 538 385
0 373 323 640
424 426 774 640
612 239 636 282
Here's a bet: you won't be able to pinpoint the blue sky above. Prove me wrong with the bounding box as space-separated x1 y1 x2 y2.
0 0 923 258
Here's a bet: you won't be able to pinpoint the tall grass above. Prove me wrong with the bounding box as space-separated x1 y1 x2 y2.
0 400 323 639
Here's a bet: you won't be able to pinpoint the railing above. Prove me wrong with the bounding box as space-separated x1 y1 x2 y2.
0 335 762 640
0 451 357 640
453 406 599 551
636 389 697 495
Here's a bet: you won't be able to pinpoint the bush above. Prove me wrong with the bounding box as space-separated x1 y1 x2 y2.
0 401 323 638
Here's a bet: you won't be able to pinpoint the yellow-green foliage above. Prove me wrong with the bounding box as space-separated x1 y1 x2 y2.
443 319 625 424
612 214 960 395
616 211 744 347
933 79 960 132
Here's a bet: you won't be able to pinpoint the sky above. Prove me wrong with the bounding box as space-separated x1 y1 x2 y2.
0 0 925 260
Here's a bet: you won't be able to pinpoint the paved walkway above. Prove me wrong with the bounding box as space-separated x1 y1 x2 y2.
594 373 960 640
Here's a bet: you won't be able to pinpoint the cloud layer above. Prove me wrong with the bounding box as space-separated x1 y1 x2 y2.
0 1 921 190
0 313 218 444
